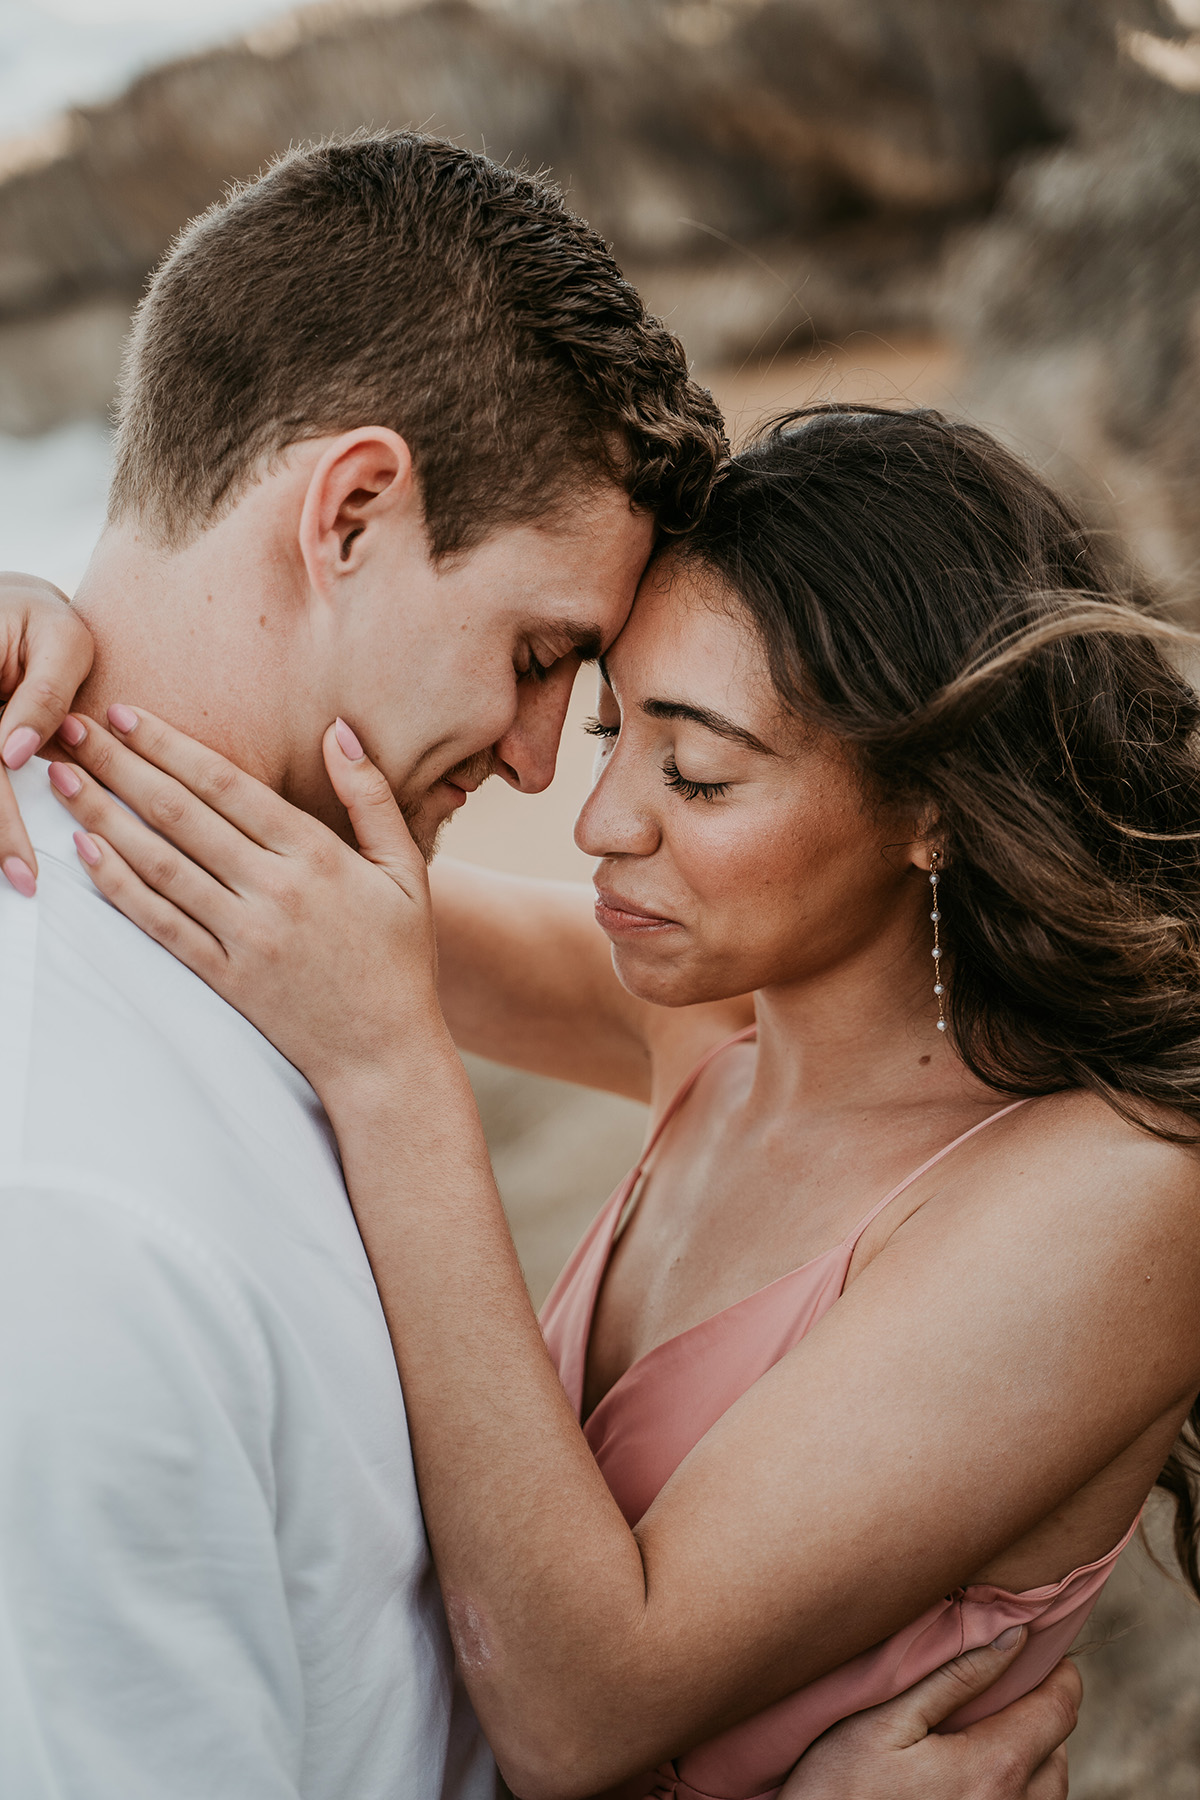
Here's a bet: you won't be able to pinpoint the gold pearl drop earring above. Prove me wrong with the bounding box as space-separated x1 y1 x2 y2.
929 850 946 1032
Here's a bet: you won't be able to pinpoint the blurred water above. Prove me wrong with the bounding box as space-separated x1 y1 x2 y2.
0 1 302 588
0 420 110 592
0 0 300 136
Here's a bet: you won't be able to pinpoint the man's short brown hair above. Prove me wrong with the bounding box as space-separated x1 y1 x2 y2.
109 131 727 554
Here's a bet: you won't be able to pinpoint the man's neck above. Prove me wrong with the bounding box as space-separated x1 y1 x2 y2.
70 518 309 800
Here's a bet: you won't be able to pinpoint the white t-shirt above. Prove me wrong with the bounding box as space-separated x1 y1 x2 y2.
0 762 492 1800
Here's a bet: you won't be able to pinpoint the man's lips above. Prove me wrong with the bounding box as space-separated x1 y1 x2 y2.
593 888 680 935
435 774 484 811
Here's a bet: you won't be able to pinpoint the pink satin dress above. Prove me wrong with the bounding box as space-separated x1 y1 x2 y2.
540 1029 1138 1800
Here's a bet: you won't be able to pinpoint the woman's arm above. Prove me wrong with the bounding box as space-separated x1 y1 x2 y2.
49 717 1200 1800
0 574 93 888
312 1029 1196 1799
431 858 751 1101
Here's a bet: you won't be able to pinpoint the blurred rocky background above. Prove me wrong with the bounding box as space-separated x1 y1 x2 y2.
6 0 1200 598
2 0 1200 1788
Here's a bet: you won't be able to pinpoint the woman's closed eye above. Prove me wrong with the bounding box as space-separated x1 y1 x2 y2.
662 755 731 802
585 718 733 799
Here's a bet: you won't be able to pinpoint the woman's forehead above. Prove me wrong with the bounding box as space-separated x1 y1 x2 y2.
602 563 788 731
615 557 752 666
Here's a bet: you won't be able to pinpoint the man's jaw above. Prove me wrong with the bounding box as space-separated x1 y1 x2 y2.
403 749 497 862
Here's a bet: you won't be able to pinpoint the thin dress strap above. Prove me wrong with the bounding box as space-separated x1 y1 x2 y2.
842 1097 1033 1251
633 1025 758 1179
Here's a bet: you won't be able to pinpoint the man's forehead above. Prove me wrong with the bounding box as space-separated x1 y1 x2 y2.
545 484 656 565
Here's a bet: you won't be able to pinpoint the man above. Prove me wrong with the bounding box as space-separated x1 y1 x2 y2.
0 133 1076 1797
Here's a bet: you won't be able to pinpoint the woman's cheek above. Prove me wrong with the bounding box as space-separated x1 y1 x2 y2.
679 813 801 943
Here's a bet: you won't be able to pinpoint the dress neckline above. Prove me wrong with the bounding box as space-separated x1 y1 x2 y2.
581 1028 1030 1427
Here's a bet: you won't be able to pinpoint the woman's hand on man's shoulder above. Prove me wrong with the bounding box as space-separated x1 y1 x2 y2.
0 573 94 893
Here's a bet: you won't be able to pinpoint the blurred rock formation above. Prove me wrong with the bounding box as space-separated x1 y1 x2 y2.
1070 1495 1200 1797
3 0 1200 597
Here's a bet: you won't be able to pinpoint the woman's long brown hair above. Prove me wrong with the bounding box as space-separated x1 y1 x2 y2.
683 403 1200 1598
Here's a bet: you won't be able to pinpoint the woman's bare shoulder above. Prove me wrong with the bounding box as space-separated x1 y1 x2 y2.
1012 1086 1200 1198
915 1086 1200 1308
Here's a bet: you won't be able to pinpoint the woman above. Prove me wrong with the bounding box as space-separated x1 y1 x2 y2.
6 405 1200 1798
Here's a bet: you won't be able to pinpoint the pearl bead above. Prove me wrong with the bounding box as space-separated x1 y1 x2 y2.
934 982 944 995
936 1019 947 1031
930 909 940 922
932 946 942 959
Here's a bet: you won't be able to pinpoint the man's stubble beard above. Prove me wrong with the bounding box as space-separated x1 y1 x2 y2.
402 748 497 863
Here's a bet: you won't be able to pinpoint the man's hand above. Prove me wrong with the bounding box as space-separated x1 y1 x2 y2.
781 1629 1081 1800
0 572 94 894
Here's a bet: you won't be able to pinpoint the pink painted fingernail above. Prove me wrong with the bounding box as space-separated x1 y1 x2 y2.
108 704 138 734
48 762 81 798
1 725 40 770
58 715 87 748
334 717 364 761
73 831 100 867
2 855 36 898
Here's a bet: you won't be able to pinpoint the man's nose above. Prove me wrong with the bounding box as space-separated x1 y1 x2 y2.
493 662 577 795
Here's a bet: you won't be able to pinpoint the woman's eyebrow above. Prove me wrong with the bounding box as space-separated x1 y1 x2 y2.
641 697 777 755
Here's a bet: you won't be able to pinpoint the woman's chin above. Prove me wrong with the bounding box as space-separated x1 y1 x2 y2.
610 943 737 1010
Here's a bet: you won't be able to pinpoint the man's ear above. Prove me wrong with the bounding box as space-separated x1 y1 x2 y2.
298 428 417 594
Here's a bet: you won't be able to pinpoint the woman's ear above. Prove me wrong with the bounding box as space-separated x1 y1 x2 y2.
909 805 943 873
298 428 416 593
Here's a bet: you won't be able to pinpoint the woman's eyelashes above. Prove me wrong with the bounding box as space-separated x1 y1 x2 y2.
584 717 732 800
662 755 731 802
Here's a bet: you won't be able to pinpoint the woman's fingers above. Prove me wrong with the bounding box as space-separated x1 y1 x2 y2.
55 714 283 892
0 577 92 769
76 705 304 852
322 719 427 893
0 572 95 891
47 757 245 940
71 832 229 984
0 776 39 896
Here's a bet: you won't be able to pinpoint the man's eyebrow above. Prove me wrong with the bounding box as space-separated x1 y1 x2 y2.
641 697 777 755
552 619 605 661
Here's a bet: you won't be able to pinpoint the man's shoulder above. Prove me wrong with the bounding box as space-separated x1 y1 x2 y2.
1 791 337 1225
0 1166 276 1428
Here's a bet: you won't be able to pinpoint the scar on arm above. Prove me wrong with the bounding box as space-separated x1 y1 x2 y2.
445 1591 495 1672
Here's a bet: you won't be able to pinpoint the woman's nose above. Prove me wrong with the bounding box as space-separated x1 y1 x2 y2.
574 750 661 858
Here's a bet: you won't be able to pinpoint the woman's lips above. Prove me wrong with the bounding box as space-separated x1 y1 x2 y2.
593 888 679 936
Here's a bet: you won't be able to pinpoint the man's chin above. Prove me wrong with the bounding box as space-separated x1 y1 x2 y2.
401 801 453 864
